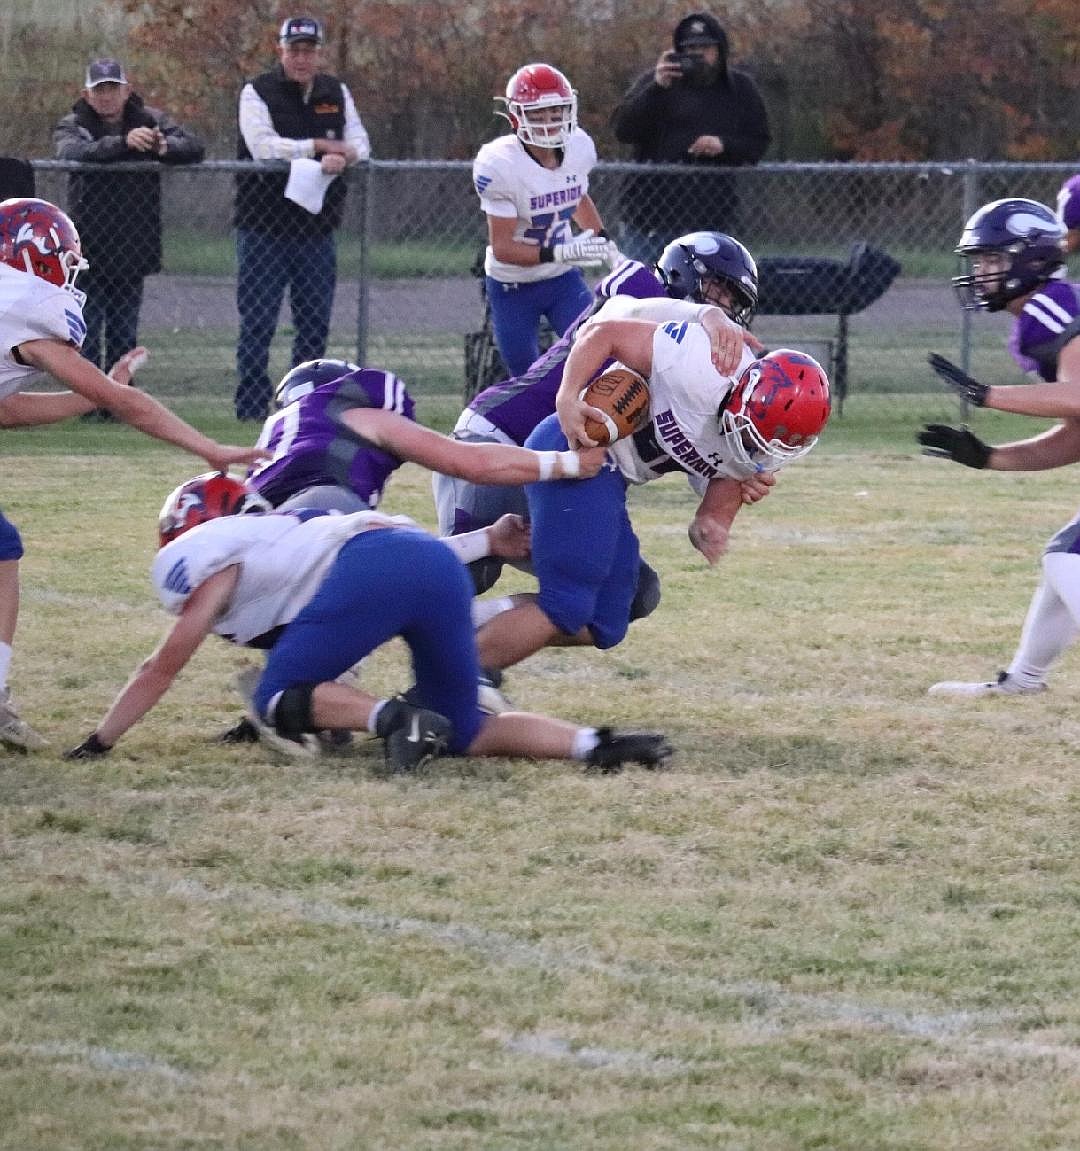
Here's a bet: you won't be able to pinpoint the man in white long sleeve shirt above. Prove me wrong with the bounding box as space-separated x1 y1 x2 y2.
233 15 370 420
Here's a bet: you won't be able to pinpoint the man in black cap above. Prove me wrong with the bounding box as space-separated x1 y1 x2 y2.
54 57 204 396
233 16 370 421
611 11 770 261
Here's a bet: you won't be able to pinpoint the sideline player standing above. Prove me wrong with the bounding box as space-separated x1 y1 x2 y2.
474 62 617 377
0 197 265 749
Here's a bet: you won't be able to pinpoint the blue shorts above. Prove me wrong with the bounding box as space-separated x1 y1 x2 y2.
254 528 486 753
0 509 24 561
524 414 639 649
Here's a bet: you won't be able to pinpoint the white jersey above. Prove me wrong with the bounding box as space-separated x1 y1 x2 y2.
152 509 416 645
0 264 86 400
608 322 757 488
474 129 597 285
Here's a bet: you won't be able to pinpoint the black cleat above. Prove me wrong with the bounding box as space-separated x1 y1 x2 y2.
375 698 453 773
217 716 260 744
585 727 673 774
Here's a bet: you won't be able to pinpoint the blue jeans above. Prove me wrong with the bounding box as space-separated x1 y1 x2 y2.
235 228 337 420
79 269 144 372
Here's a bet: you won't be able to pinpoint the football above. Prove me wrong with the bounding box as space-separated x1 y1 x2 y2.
579 365 651 446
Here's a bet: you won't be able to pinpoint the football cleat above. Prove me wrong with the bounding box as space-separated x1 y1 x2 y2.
247 708 322 759
375 697 452 773
0 687 48 751
927 670 1047 698
585 728 673 774
477 667 514 715
217 716 259 744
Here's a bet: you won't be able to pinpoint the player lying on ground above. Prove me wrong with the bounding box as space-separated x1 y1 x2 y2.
65 474 672 773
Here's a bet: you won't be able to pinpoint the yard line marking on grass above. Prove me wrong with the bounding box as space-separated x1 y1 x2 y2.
502 1032 686 1074
22 1042 195 1084
103 871 1080 1069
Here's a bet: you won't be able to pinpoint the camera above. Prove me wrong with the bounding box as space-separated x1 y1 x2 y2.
669 51 696 75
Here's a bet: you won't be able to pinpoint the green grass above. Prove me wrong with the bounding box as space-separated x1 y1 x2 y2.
2 395 1079 1149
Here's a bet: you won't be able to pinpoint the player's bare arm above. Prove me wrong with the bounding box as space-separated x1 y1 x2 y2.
91 566 239 748
981 339 1080 421
17 339 267 471
338 407 606 483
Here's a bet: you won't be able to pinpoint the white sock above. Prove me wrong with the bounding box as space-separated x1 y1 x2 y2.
472 596 516 629
0 641 11 693
367 699 388 734
1006 555 1080 685
571 727 599 760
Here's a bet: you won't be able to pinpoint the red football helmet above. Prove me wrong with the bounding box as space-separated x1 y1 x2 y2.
498 63 577 149
0 197 88 293
718 350 831 474
158 472 271 547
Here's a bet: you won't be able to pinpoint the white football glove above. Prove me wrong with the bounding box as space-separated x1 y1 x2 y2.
552 229 609 268
602 239 625 269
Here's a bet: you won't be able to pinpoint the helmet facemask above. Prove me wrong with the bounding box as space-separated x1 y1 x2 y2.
717 351 830 477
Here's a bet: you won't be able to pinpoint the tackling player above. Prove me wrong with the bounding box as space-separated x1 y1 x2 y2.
0 196 266 749
918 197 1080 697
64 473 672 774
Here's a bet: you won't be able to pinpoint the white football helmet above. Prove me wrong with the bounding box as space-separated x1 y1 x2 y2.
497 63 577 149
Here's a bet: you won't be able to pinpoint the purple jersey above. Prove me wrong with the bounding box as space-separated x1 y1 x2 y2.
1009 280 1080 381
467 260 665 444
247 368 415 508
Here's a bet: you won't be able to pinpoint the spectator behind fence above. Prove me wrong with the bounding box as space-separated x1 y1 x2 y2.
233 15 370 422
54 57 204 402
611 11 770 262
474 63 618 378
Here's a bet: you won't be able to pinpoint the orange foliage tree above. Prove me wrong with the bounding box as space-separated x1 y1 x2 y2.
112 0 1080 161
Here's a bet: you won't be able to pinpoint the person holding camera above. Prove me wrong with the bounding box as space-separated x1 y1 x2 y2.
54 58 204 389
611 12 770 262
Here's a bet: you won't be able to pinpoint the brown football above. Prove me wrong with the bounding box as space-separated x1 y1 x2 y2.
579 366 651 446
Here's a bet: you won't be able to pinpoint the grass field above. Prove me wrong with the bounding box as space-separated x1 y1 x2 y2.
3 390 1080 1150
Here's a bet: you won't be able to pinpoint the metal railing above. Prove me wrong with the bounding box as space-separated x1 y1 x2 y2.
24 158 1079 403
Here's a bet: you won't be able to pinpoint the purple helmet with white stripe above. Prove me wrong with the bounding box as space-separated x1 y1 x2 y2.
952 198 1066 312
274 358 360 409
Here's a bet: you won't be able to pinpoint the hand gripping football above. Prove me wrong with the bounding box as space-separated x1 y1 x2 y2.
579 366 651 446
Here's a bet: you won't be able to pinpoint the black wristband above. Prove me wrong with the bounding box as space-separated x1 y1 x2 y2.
598 229 609 240
538 246 555 264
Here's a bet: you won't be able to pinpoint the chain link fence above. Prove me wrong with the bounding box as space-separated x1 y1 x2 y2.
25 158 1080 409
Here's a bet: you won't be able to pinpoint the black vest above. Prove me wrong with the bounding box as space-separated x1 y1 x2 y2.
235 67 348 236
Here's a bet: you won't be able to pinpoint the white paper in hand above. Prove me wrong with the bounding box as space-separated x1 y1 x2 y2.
285 158 337 214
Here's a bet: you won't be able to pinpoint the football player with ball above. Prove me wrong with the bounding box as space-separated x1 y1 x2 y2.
475 315 830 679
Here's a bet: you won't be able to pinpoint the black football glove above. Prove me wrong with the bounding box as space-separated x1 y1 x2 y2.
63 732 112 760
927 352 990 407
917 423 992 469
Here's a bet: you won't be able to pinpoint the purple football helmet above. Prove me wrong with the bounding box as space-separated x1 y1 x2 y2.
656 231 759 326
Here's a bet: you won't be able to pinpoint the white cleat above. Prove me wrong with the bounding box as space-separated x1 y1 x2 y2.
928 671 1047 698
0 687 48 751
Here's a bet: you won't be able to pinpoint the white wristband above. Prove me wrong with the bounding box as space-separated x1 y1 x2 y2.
557 451 580 478
536 451 558 481
695 303 714 324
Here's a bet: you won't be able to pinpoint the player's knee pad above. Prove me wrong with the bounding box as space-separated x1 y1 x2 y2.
270 683 316 737
0 514 24 561
628 560 661 622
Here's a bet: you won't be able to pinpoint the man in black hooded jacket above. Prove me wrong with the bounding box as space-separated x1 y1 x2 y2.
611 11 770 261
54 57 204 379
